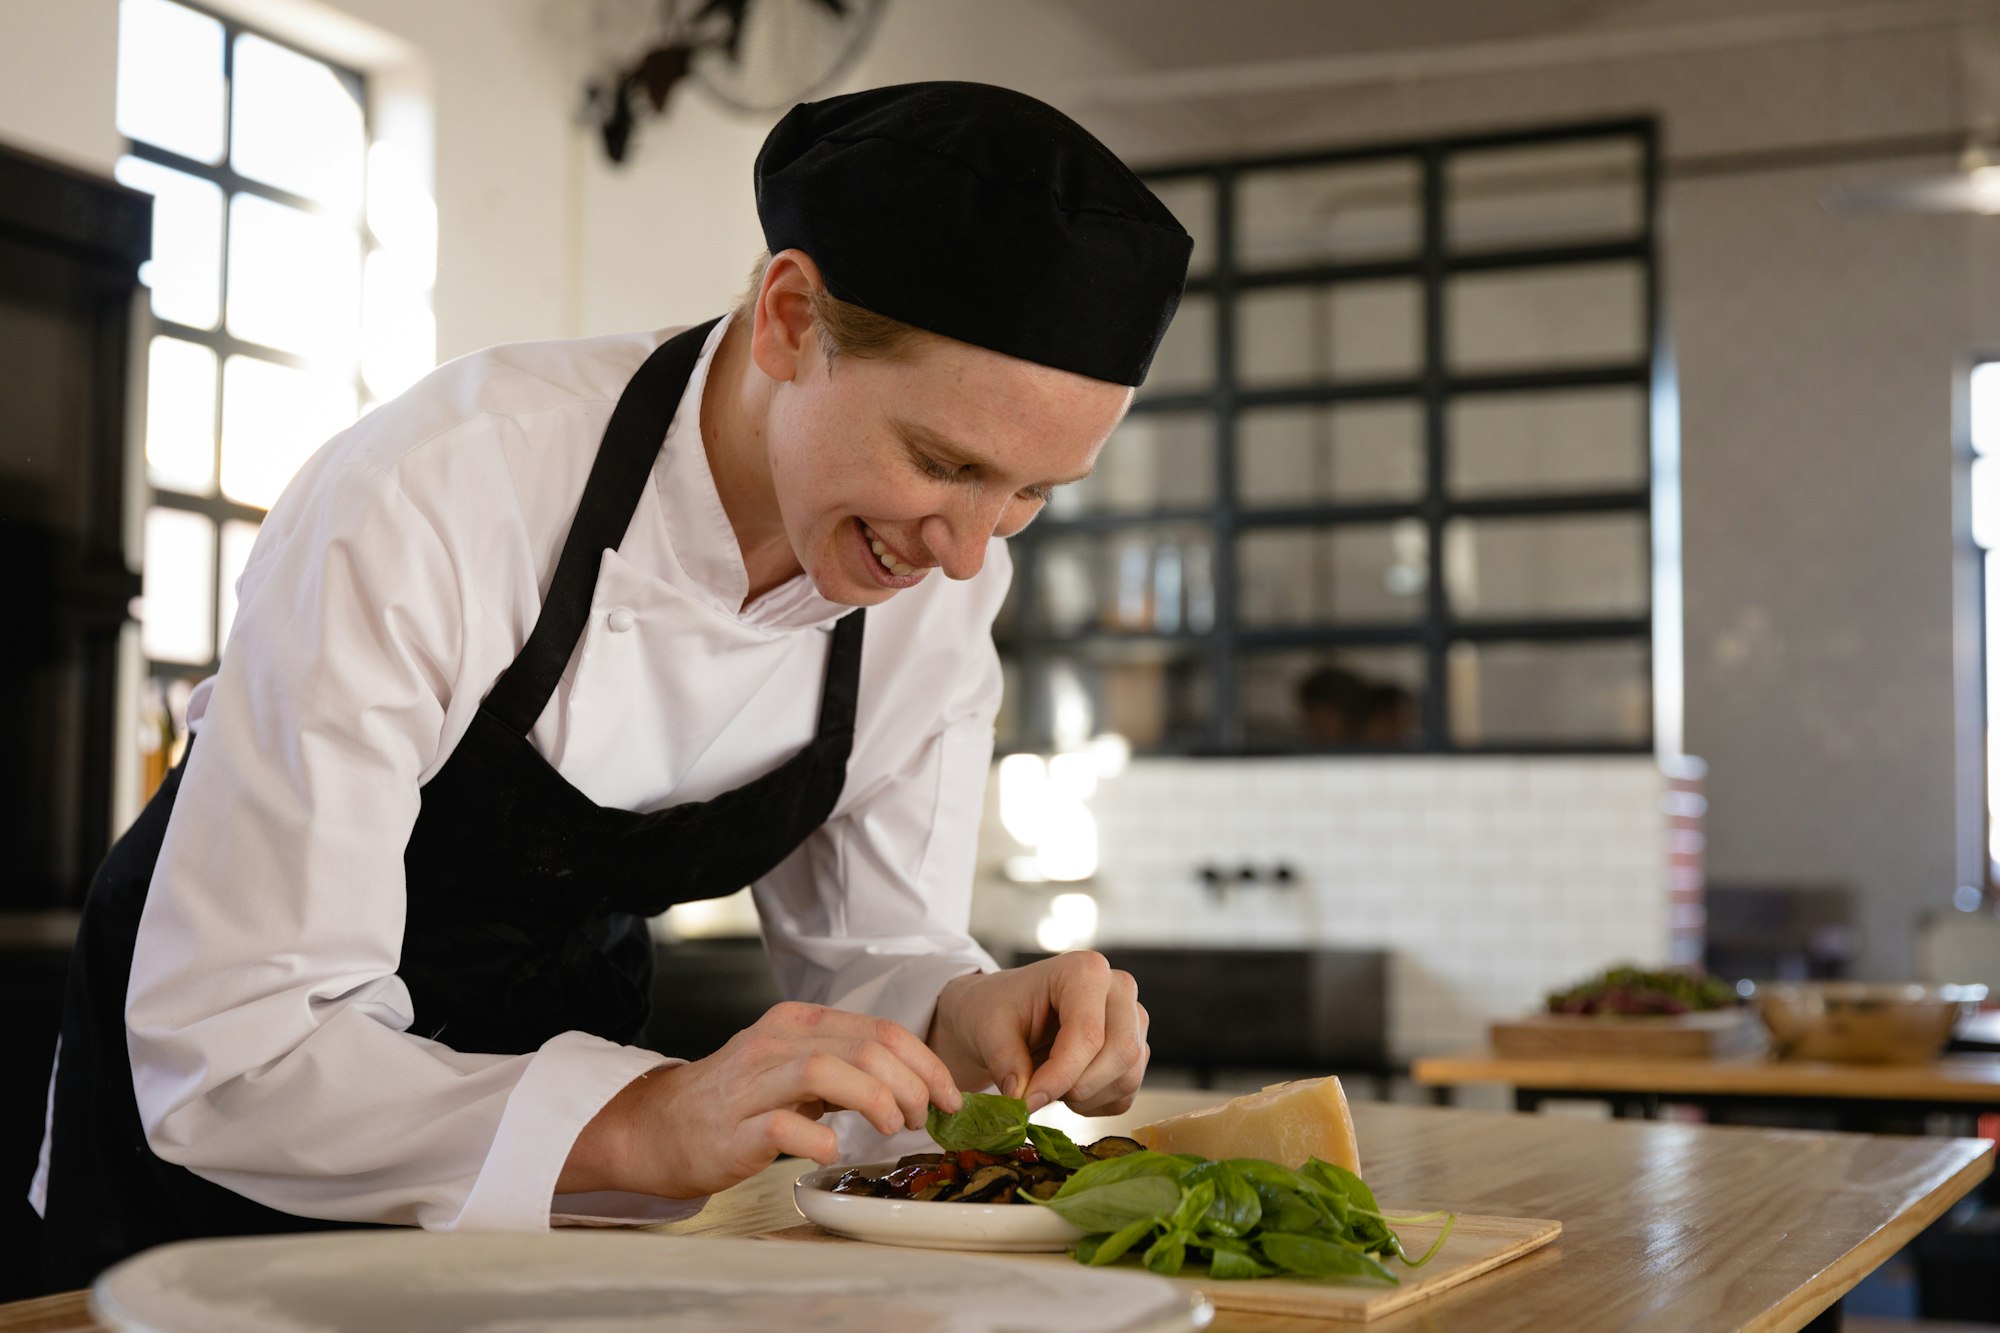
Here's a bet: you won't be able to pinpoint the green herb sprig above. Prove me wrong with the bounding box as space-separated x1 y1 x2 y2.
924 1092 1456 1282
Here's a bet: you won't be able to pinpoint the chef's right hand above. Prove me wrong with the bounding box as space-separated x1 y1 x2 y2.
558 1001 963 1200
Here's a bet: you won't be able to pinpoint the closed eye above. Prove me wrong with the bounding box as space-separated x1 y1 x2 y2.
913 447 1054 505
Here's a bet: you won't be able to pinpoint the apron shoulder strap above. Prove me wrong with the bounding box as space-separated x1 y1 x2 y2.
482 318 722 736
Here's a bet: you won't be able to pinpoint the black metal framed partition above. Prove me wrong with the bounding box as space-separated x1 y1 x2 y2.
995 117 1666 757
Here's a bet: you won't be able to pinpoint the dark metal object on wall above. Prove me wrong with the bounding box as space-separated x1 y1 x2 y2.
584 0 888 164
0 140 150 912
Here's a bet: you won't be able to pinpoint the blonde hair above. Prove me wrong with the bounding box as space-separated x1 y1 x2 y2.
734 250 933 364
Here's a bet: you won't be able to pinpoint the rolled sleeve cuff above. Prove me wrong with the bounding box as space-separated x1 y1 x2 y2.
827 949 997 1050
450 1030 678 1232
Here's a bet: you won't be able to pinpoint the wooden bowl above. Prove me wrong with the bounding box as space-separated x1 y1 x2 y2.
1752 982 1988 1063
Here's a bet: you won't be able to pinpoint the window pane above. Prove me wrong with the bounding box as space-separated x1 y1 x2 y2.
1448 138 1644 251
114 157 224 330
141 506 214 664
1973 457 2000 552
1034 647 1211 751
1243 647 1424 749
1147 176 1215 278
1238 402 1424 506
117 0 225 163
1449 639 1649 745
217 519 259 650
361 249 437 403
1034 526 1216 636
1973 362 2000 457
1052 411 1213 517
144 336 217 492
226 193 363 363
1139 293 1214 398
220 356 357 509
1238 281 1422 387
1445 514 1647 620
1238 521 1428 627
232 32 366 214
1449 388 1646 496
1448 262 1646 373
1238 159 1420 267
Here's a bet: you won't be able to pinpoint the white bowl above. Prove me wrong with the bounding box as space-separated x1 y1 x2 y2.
793 1161 1088 1252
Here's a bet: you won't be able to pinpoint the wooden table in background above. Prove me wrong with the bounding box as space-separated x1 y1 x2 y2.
1411 1049 2000 1125
1 1089 1989 1333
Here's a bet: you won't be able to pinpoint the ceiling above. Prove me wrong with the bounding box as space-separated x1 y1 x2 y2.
1053 0 1969 73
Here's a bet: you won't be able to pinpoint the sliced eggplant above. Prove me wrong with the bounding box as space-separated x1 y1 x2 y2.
1083 1136 1145 1160
951 1164 1021 1203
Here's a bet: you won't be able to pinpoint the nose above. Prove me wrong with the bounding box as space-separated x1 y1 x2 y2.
919 488 1013 581
919 512 989 580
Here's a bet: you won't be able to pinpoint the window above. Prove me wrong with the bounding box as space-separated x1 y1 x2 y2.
997 121 1665 755
1969 361 2000 885
116 0 433 736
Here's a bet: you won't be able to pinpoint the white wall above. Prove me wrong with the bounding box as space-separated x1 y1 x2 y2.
971 756 1691 1059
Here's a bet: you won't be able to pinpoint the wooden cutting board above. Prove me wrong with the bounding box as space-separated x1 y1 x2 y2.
758 1209 1561 1322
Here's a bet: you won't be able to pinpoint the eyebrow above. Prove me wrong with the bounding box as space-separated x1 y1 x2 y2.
891 416 1095 489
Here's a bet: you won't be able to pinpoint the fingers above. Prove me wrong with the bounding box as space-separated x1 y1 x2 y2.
1065 976 1149 1113
758 1002 962 1113
750 1108 839 1167
767 1051 916 1138
1021 953 1113 1110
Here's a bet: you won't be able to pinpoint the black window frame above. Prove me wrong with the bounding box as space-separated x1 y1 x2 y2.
997 116 1665 757
125 0 373 687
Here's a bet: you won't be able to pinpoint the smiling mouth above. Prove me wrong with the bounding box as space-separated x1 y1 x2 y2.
852 516 928 584
856 520 924 576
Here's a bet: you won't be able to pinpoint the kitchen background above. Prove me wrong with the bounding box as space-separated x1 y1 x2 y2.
6 0 2000 1318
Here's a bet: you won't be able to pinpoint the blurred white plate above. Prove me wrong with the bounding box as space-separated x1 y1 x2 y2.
93 1231 1210 1333
794 1161 1086 1252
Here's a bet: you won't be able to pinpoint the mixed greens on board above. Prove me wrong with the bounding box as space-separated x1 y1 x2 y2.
830 1091 1456 1283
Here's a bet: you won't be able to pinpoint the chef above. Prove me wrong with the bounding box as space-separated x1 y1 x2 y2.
31 80 1192 1287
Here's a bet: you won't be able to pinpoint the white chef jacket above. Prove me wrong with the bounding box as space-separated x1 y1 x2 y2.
30 314 1004 1231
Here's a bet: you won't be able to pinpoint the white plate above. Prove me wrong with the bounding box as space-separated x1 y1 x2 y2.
92 1231 1211 1333
794 1160 1087 1252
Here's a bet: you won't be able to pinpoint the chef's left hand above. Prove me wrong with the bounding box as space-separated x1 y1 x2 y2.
926 952 1149 1116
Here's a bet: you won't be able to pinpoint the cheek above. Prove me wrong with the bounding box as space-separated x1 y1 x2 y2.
992 498 1044 540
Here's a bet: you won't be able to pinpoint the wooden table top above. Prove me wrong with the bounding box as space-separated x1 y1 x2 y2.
1412 1048 2000 1101
4 1088 1989 1333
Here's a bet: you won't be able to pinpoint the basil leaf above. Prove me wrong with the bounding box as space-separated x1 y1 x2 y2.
1025 1122 1087 1169
926 1092 1028 1153
1307 1159 1381 1214
1222 1159 1311 1195
1086 1216 1159 1267
1258 1232 1399 1284
1170 1179 1217 1232
1143 1232 1188 1276
1071 1232 1109 1265
1052 1150 1200 1200
1037 1174 1183 1232
1183 1162 1262 1239
1204 1238 1278 1281
1255 1187 1322 1234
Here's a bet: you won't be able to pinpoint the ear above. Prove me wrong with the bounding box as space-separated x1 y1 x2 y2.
748 249 825 384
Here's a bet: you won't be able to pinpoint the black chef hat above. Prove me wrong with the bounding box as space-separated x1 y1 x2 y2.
755 81 1192 388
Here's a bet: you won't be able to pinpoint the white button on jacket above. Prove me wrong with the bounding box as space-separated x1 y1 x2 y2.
31 316 1003 1231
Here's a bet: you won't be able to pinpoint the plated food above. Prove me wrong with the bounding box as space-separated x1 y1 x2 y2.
797 1076 1455 1283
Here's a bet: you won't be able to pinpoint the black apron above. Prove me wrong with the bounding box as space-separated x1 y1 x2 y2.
40 318 866 1289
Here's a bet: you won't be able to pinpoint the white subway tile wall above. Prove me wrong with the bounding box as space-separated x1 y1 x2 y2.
973 757 1698 1061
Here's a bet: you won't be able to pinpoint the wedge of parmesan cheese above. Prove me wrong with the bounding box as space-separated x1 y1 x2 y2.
1131 1075 1360 1173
